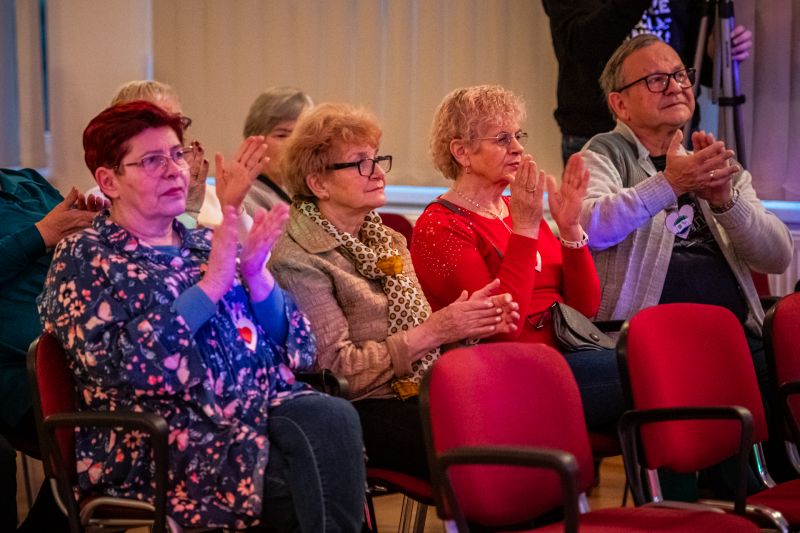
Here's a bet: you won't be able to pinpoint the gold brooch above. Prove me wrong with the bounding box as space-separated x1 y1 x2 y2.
377 255 403 276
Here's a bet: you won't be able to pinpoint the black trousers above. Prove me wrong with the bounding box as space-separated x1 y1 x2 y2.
352 396 430 481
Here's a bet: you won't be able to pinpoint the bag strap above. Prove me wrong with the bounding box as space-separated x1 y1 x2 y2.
429 198 504 260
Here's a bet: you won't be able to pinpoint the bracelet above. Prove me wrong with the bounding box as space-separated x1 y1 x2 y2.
559 231 589 249
709 188 740 214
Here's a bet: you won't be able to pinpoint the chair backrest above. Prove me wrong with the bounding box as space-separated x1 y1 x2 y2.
27 333 77 481
619 303 768 473
764 292 800 427
420 342 594 527
378 212 414 247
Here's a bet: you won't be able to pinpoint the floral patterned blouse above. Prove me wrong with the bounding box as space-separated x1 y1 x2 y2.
37 213 316 529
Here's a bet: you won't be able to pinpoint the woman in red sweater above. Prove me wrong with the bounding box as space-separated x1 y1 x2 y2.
412 85 623 430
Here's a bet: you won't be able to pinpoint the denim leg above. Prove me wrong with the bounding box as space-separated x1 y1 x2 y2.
561 135 590 165
261 394 365 533
561 348 625 430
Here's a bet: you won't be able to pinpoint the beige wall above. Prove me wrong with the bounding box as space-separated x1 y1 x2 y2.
41 0 561 191
47 0 153 191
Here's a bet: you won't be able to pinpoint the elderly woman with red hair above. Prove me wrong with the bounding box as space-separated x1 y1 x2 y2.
38 101 365 531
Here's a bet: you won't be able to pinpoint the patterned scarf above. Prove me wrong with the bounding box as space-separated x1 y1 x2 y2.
298 200 439 398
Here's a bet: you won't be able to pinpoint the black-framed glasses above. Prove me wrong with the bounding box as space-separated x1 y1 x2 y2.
327 155 392 177
473 131 528 147
615 67 696 94
116 147 194 176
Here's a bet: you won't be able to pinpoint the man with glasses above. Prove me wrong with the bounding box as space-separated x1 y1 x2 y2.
580 33 794 497
542 0 752 164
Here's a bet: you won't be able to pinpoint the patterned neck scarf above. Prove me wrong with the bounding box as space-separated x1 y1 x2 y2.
297 200 438 398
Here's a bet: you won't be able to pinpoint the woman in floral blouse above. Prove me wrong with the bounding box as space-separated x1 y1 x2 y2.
37 101 365 531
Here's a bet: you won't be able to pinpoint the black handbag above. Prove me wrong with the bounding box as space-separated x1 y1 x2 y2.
547 301 616 352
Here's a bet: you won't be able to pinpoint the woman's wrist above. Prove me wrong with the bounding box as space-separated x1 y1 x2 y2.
558 224 583 242
245 272 275 303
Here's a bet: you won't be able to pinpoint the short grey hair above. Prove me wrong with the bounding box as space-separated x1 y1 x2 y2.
243 87 314 138
600 34 662 116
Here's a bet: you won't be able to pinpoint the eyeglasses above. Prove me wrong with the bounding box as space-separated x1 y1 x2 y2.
327 155 393 177
117 147 194 176
615 67 696 94
473 131 528 147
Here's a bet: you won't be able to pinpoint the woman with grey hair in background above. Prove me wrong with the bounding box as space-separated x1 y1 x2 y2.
243 87 314 213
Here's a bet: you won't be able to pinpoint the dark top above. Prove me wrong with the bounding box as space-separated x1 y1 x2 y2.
543 0 703 138
0 168 62 426
648 156 748 322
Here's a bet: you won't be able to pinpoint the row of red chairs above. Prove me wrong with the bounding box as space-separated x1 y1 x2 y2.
29 295 800 532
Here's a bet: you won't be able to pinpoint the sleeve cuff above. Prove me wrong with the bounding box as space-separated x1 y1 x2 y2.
173 285 217 331
18 225 47 258
251 286 289 344
636 173 677 216
386 330 414 377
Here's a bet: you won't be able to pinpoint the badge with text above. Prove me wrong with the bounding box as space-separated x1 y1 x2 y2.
665 204 694 239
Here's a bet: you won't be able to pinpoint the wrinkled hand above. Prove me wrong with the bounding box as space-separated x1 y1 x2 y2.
468 278 519 335
35 187 98 247
731 25 753 62
664 130 736 195
73 191 109 212
215 136 267 209
428 284 519 344
240 203 290 302
508 155 545 238
198 206 239 303
691 131 737 206
547 153 588 242
186 140 209 213
707 24 752 63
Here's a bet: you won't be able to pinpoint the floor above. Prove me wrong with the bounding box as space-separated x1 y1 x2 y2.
16 453 630 531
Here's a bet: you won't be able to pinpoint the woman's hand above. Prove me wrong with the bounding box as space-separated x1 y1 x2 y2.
215 136 267 209
548 152 588 242
186 140 209 213
240 203 290 302
467 278 519 335
198 206 240 303
508 155 545 239
35 188 100 247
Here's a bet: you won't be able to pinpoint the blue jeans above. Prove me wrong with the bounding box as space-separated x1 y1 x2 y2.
562 348 625 430
259 394 365 533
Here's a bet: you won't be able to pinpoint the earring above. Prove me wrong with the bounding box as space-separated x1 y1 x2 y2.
465 163 471 174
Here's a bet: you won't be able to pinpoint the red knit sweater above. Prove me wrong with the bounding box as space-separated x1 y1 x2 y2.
411 197 601 346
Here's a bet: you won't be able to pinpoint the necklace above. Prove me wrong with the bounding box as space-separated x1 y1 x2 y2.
451 189 513 233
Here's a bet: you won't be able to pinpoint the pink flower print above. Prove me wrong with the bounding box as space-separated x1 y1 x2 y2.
237 477 254 496
169 428 190 451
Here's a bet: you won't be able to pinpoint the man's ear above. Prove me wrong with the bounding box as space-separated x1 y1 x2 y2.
94 167 120 200
449 138 471 168
608 92 629 123
305 172 329 200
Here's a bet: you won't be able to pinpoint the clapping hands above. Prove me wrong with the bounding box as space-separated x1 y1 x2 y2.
215 136 267 210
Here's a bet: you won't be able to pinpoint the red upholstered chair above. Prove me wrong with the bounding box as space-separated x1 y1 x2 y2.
378 212 414 248
364 468 433 533
420 342 759 532
28 333 170 533
764 292 800 475
619 303 800 531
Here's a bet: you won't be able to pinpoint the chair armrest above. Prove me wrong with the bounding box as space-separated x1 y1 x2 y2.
778 381 800 446
296 369 350 398
438 445 581 533
43 411 169 533
618 405 754 515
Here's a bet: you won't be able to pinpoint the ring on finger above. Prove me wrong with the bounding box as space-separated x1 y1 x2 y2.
525 187 537 193
709 169 716 179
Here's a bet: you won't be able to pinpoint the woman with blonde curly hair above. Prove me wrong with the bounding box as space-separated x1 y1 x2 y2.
269 102 518 479
412 85 623 430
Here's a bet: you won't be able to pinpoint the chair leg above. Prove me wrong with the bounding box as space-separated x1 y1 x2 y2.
18 452 34 511
363 494 378 533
